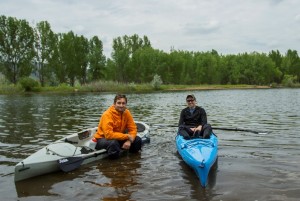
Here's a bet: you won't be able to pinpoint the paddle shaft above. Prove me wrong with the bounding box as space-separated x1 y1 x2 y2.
153 124 265 134
212 127 261 134
58 150 106 172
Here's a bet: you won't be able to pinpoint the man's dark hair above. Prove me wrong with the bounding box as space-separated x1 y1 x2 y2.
114 94 127 104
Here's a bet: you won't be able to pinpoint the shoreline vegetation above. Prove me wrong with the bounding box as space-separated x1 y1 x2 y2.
1 80 298 95
1 15 300 95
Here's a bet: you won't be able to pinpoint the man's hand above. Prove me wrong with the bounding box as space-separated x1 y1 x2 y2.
122 134 133 150
196 125 202 131
122 140 131 150
191 125 202 134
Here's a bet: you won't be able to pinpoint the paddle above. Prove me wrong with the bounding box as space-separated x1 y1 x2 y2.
58 150 107 172
58 135 150 172
211 127 267 134
152 124 267 134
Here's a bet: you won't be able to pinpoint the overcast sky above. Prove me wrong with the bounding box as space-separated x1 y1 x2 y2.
1 0 300 57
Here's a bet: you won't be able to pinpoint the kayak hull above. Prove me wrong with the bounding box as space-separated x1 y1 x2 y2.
15 121 150 182
175 133 218 187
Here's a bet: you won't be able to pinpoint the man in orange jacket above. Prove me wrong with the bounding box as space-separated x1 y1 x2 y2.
93 94 141 159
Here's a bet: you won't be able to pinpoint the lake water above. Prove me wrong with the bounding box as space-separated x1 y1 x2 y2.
0 89 299 201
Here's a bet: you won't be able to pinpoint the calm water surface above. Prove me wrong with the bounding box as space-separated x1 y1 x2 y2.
0 89 299 201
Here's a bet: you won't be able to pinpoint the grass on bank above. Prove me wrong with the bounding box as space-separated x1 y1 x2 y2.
0 80 154 94
1 79 300 95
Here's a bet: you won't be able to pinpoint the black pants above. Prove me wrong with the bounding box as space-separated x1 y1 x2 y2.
95 136 142 159
178 124 212 140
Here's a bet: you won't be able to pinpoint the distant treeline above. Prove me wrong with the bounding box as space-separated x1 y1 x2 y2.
0 15 299 87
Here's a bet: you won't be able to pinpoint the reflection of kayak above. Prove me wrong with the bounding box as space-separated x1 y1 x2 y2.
15 170 78 197
175 133 218 187
14 121 150 182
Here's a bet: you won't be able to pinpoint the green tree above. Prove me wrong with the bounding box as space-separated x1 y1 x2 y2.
193 52 205 84
88 36 106 81
153 50 169 83
282 49 300 82
105 58 116 81
56 33 91 86
51 34 66 85
206 50 221 84
193 51 221 84
0 15 35 84
252 53 279 84
168 50 184 84
75 35 89 85
181 51 195 84
220 54 238 84
111 34 151 82
232 52 281 85
55 31 72 84
111 36 131 82
33 21 56 86
268 50 283 83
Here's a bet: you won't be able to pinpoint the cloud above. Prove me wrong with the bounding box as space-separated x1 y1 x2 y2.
184 20 220 35
1 0 300 56
295 14 300 22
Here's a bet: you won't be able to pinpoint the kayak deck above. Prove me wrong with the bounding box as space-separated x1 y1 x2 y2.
14 121 150 182
176 133 218 187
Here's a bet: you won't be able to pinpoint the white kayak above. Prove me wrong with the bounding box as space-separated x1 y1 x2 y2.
14 121 150 182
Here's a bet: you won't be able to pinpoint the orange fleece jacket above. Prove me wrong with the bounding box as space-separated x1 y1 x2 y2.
93 105 137 141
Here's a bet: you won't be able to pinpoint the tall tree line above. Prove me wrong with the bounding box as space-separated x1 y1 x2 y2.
1 15 299 86
0 15 106 86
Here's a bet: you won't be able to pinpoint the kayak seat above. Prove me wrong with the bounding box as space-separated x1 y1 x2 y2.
136 123 146 132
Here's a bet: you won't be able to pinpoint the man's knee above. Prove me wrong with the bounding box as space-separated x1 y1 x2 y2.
202 124 212 139
179 129 191 140
107 140 121 158
96 139 121 158
130 136 142 153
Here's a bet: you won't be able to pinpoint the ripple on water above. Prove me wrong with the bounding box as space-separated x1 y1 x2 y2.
1 89 300 200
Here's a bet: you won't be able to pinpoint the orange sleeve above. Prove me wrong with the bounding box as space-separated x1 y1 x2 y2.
124 110 137 139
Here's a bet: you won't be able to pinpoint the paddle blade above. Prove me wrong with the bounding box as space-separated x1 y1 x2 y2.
58 157 84 172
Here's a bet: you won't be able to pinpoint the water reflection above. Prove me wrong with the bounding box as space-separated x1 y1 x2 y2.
1 89 300 200
14 171 69 197
88 154 142 201
177 154 218 200
15 153 142 200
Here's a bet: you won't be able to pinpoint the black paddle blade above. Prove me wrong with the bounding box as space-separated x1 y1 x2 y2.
58 157 84 172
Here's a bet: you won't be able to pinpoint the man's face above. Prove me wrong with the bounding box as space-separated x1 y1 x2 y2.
186 98 196 108
114 98 127 112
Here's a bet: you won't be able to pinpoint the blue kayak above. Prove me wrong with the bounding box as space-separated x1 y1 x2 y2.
175 133 218 187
